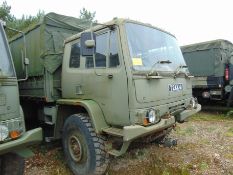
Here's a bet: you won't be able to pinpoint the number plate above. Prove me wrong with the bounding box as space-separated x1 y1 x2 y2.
168 83 183 92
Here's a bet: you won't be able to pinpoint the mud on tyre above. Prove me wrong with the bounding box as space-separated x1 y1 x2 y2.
62 113 109 175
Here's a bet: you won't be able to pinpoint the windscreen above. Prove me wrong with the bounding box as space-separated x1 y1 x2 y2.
125 23 186 73
0 25 14 77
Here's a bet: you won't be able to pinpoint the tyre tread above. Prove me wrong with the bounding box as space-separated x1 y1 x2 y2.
78 113 109 175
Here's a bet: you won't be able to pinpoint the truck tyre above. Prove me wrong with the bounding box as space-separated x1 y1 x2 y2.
62 113 109 175
0 153 25 175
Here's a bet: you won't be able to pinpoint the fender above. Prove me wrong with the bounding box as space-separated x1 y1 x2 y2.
57 99 109 133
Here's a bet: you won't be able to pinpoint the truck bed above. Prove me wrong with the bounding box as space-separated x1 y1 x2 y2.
9 13 89 102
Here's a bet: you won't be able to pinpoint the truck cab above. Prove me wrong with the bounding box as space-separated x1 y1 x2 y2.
62 19 200 128
60 19 201 172
0 20 42 175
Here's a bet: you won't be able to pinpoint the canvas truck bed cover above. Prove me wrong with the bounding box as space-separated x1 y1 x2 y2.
9 12 90 78
181 39 233 77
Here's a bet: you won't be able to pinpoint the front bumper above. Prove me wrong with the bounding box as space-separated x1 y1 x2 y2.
123 104 201 142
0 127 42 155
176 104 201 122
123 116 175 141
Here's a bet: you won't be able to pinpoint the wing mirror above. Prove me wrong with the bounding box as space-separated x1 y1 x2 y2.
85 39 95 48
80 32 96 56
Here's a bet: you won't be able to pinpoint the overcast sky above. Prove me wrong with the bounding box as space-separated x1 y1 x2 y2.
2 0 233 46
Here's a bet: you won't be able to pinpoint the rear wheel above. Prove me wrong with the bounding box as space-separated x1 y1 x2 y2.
0 153 25 175
62 113 109 175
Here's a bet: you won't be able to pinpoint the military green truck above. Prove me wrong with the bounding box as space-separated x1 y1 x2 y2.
9 13 201 175
181 39 233 106
0 20 42 174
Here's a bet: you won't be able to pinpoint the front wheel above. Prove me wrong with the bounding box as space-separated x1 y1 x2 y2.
62 113 109 175
0 153 25 175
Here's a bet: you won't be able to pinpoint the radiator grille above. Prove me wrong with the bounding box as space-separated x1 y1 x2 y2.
169 103 186 113
0 94 6 106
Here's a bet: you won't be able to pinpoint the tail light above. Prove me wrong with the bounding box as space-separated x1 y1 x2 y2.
225 66 229 81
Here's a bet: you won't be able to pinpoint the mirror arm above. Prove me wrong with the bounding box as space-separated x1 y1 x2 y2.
18 61 29 82
89 22 101 76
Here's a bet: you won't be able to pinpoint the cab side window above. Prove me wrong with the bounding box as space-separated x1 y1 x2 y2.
86 56 94 68
95 33 108 67
69 42 80 68
84 31 120 69
109 31 120 67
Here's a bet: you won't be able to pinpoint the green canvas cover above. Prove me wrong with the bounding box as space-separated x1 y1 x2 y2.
181 39 233 77
9 12 90 78
181 39 233 53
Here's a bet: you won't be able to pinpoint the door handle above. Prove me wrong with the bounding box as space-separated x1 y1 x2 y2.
75 85 83 95
108 74 113 79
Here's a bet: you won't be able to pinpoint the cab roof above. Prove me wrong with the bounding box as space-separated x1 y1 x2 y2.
64 18 175 44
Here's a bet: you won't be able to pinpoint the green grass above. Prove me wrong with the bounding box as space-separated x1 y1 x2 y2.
199 162 209 171
175 126 195 136
206 127 216 132
226 110 233 117
190 112 233 121
224 153 233 160
108 152 192 175
225 127 233 137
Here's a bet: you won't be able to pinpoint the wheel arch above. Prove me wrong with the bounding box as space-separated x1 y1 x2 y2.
56 99 109 138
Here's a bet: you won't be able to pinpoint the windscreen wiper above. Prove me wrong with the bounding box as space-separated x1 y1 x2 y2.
147 60 172 77
174 65 193 78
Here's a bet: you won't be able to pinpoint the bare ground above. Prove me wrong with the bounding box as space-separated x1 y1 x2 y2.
25 112 233 175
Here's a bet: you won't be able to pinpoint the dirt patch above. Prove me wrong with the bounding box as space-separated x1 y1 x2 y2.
25 145 72 175
25 112 233 175
108 119 233 175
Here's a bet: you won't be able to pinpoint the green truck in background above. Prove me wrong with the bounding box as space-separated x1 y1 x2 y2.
0 20 42 175
9 13 201 175
181 39 233 106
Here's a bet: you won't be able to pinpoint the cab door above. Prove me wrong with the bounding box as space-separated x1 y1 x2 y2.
84 29 129 126
62 29 130 126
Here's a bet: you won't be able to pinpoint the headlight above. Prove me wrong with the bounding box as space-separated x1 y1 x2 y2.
0 125 9 141
202 91 210 98
136 109 160 126
148 110 156 123
0 118 24 141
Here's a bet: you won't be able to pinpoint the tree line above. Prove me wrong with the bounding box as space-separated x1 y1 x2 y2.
0 1 97 37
